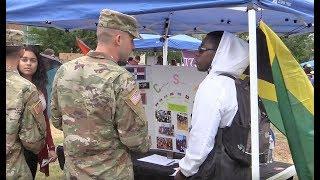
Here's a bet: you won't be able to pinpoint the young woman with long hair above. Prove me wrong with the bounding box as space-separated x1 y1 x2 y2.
18 46 58 179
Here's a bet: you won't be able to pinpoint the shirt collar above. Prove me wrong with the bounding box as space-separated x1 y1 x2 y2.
86 51 119 66
6 66 19 74
87 51 115 60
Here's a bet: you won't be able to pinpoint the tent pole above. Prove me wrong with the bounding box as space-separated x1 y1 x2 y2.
248 8 260 180
163 37 169 65
162 17 171 65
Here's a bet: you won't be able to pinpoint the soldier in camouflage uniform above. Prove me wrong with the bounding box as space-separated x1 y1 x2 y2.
50 9 150 179
6 29 47 179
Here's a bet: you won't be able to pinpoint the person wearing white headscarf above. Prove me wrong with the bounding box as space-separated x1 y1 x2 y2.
174 31 249 180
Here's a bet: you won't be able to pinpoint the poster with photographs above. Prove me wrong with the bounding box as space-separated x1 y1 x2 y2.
176 134 187 153
144 65 206 153
157 137 173 150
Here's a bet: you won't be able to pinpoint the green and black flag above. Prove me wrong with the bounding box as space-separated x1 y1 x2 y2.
254 21 314 180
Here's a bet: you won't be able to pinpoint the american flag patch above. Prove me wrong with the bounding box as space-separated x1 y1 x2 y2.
130 90 141 105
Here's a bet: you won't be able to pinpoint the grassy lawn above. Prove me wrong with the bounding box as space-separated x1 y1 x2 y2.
271 124 293 164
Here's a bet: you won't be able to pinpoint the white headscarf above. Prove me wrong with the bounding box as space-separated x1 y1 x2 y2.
208 31 249 78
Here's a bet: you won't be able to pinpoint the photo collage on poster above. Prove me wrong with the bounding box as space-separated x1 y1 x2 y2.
155 100 189 153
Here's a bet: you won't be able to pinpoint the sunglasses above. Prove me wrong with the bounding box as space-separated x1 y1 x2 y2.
198 46 216 54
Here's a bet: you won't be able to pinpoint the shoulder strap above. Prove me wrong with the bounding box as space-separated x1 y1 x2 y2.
219 73 236 80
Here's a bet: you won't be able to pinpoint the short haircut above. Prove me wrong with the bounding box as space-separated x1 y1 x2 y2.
135 55 140 60
205 31 224 51
97 27 129 44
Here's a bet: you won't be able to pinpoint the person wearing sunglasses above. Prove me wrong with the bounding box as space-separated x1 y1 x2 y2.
175 31 250 180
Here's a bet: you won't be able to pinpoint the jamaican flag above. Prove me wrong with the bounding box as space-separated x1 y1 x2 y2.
256 21 314 179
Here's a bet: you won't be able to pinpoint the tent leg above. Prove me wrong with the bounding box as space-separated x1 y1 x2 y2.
248 8 260 180
163 38 169 65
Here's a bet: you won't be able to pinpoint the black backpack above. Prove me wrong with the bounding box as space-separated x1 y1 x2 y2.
188 73 271 180
219 73 271 166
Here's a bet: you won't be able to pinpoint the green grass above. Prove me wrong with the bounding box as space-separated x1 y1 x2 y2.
35 125 64 179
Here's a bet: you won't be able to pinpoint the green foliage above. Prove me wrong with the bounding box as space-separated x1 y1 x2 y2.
168 51 183 64
236 32 313 63
281 33 314 63
27 27 96 55
27 26 313 63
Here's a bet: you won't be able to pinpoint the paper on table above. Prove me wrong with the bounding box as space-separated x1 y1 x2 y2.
137 154 177 166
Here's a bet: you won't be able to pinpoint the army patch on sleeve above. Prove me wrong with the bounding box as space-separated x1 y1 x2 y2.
130 90 141 105
33 101 43 115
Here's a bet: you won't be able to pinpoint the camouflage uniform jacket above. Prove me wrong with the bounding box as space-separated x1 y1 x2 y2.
50 51 150 179
6 69 47 179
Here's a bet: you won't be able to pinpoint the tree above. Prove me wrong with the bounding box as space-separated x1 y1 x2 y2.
281 33 314 63
27 27 96 55
236 32 313 63
28 26 313 63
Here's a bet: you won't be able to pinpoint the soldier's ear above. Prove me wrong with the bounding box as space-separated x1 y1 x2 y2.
114 34 121 46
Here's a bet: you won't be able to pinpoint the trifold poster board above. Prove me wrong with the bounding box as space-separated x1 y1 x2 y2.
125 65 206 153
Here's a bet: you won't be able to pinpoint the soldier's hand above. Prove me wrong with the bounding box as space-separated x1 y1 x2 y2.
48 150 58 162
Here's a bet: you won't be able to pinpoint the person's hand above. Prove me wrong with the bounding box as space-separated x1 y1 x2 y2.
174 170 187 180
48 150 58 162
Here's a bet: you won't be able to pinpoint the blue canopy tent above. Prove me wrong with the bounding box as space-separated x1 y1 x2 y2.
300 60 314 68
7 0 313 65
134 34 201 51
6 1 313 35
7 1 313 179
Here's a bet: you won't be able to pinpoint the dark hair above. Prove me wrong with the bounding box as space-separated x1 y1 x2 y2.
135 55 140 60
171 59 177 66
304 66 312 74
18 46 48 93
6 46 23 57
156 55 163 64
205 31 224 51
128 57 133 61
